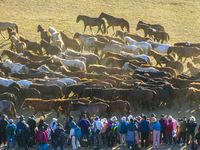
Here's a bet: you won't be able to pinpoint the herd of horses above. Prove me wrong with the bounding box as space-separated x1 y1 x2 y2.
0 12 200 122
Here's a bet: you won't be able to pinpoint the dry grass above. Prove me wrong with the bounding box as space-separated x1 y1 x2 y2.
0 0 200 149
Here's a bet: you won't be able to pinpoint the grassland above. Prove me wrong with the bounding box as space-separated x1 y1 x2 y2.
0 0 200 149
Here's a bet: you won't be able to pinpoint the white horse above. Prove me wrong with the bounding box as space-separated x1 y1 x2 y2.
0 22 18 38
73 32 97 52
51 55 86 71
33 79 67 89
44 77 77 85
48 27 64 49
147 40 171 53
0 77 14 86
57 52 87 64
110 40 144 55
37 64 53 73
3 59 29 73
17 80 32 88
124 36 152 54
121 62 158 74
120 51 152 65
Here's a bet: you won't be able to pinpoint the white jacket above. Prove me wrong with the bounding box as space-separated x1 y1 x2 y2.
91 121 103 133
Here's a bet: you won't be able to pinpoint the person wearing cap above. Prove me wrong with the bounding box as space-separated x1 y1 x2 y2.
65 116 75 136
91 116 103 148
69 122 80 150
150 117 161 149
178 117 187 146
54 123 65 150
165 117 174 147
50 118 58 146
159 114 166 144
141 115 150 147
78 114 91 147
117 116 127 146
127 118 138 149
16 115 25 148
21 121 31 150
187 116 197 145
27 115 36 147
6 119 17 148
0 114 8 147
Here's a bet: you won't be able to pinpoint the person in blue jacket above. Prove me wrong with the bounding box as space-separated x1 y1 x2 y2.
6 119 17 148
150 117 161 149
117 116 127 146
140 115 150 147
16 115 25 148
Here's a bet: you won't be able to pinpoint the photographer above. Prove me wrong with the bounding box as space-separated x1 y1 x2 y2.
178 117 187 146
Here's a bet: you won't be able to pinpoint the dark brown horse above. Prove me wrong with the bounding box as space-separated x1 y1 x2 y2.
137 21 165 31
99 12 130 34
21 99 61 118
7 27 18 39
23 50 50 61
91 97 131 116
19 36 42 55
76 15 106 34
37 25 51 43
1 49 19 62
0 100 17 121
136 24 154 38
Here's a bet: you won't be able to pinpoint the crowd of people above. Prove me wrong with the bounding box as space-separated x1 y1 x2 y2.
0 113 199 150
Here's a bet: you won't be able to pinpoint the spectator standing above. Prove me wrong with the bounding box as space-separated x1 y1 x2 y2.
178 117 187 146
127 118 138 149
16 115 25 148
141 115 150 148
165 117 174 147
117 116 127 146
150 117 161 149
50 118 58 146
106 120 115 149
78 114 91 147
69 122 81 150
21 121 31 150
27 115 36 147
54 123 65 150
91 116 103 148
6 119 16 148
187 117 197 145
0 114 8 147
159 114 166 144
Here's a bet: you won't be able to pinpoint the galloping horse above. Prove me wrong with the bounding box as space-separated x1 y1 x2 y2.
37 25 51 43
76 15 106 34
99 12 130 34
0 22 18 39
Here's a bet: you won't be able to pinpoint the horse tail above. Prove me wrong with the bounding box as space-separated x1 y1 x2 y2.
106 104 112 118
14 23 18 33
126 21 130 33
38 44 43 55
11 102 17 121
102 20 106 34
167 33 170 41
126 101 131 115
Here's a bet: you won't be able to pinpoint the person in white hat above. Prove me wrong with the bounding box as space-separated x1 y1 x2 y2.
117 116 127 146
150 117 161 149
50 118 57 146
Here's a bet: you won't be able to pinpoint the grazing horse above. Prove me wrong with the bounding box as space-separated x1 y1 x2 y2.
73 32 97 52
137 21 165 31
37 25 51 43
0 100 17 121
40 39 62 55
76 15 106 34
0 22 18 38
19 36 42 55
68 101 111 119
60 31 80 52
10 35 26 53
99 12 130 34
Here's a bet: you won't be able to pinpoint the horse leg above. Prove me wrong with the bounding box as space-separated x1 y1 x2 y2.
183 57 187 63
120 109 125 116
83 25 87 34
120 26 124 31
0 31 5 39
55 109 60 118
106 25 111 34
33 110 39 116
80 43 84 53
111 26 115 36
90 26 94 35
41 111 46 118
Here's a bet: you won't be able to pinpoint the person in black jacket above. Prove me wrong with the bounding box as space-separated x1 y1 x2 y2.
64 116 74 135
21 121 31 150
27 115 36 147
187 117 197 145
54 123 65 150
159 114 166 144
0 114 8 147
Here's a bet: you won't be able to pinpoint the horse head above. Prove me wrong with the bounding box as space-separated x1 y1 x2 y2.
7 27 13 34
99 12 105 18
76 15 81 23
37 25 42 32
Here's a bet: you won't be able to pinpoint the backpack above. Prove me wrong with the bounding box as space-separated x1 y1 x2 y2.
120 122 127 134
58 130 67 143
28 137 34 147
167 125 172 132
107 127 114 136
6 125 14 136
74 127 82 138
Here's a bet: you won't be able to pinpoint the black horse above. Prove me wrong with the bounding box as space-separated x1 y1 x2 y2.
99 12 130 34
137 21 165 31
76 15 106 34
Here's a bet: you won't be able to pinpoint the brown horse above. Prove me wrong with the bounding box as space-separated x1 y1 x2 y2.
21 99 62 118
99 12 130 34
19 36 42 55
23 50 50 61
137 21 165 31
68 101 111 119
10 35 26 53
0 22 18 39
0 100 17 121
37 25 51 43
60 31 80 52
136 24 154 38
7 27 18 39
1 49 19 62
91 97 131 116
76 15 106 34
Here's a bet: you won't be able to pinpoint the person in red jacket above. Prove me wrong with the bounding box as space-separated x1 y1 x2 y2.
165 117 174 147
